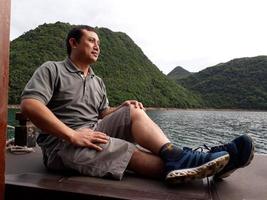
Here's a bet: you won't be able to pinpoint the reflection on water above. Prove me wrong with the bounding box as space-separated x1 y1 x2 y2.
147 109 267 154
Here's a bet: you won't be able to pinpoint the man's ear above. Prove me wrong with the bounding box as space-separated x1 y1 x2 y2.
69 38 78 48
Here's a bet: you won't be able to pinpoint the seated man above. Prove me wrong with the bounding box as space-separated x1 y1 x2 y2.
20 25 254 184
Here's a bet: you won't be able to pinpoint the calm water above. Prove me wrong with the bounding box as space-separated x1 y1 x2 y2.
8 109 267 153
147 109 267 154
7 108 19 139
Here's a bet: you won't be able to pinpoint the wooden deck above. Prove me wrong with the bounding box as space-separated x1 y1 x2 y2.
5 146 267 200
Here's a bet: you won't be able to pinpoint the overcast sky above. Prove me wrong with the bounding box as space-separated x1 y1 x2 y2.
11 0 267 74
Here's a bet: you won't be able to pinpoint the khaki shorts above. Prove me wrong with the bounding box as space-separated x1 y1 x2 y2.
40 106 136 180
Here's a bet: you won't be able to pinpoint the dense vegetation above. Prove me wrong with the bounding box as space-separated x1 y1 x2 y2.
177 56 267 109
167 66 192 81
9 22 201 108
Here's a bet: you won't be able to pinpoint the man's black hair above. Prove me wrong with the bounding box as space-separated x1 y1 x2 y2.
66 25 96 56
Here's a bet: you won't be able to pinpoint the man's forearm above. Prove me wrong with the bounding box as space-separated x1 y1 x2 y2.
20 98 75 142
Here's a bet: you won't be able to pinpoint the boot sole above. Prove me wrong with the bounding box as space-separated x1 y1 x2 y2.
165 154 229 184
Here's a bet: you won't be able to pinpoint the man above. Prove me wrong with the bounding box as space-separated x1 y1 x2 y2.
20 25 254 183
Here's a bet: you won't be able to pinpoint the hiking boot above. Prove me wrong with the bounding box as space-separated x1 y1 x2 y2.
207 134 254 179
164 147 229 184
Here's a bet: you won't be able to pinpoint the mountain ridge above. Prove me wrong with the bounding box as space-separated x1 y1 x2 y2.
10 22 267 110
177 55 267 109
9 22 201 108
167 66 192 81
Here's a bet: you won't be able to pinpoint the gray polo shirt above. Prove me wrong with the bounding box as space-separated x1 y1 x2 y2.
21 58 109 130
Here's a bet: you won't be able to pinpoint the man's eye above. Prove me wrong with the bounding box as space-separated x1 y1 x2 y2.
88 38 100 46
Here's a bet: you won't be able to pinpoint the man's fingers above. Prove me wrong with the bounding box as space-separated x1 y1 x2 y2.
134 101 144 109
122 100 144 109
134 101 139 108
88 143 103 151
128 100 139 108
125 101 131 106
92 137 109 144
93 131 109 139
138 102 144 110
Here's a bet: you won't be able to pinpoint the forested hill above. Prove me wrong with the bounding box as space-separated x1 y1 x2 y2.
167 66 192 80
177 56 267 109
9 22 201 108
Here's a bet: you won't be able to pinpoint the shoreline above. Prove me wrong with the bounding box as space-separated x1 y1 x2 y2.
146 107 267 112
8 104 267 112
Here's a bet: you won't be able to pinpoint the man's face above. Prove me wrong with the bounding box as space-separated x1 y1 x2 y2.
75 29 100 64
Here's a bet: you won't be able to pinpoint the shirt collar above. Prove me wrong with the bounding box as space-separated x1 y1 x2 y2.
89 67 95 78
65 57 95 78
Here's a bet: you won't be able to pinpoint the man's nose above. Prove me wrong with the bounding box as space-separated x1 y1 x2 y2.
93 44 99 51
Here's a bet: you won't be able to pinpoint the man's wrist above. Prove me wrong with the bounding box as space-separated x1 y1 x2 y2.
66 129 76 143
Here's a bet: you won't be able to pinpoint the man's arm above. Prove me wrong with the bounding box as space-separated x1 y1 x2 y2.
21 98 109 151
99 100 144 119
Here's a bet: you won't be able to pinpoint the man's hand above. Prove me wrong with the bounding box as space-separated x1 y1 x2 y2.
120 100 145 110
70 128 109 151
99 100 145 119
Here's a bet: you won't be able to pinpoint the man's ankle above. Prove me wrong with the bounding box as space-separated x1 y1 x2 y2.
159 143 183 161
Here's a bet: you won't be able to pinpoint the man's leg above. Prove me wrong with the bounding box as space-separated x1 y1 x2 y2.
129 105 170 155
128 105 229 183
97 106 229 182
127 149 165 178
96 105 166 178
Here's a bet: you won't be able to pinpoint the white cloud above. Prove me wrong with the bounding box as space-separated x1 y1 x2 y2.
11 0 267 74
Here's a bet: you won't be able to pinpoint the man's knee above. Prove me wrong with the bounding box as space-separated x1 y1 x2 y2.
128 104 145 120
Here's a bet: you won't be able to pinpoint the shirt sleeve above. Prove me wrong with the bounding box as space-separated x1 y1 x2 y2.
21 61 57 105
98 79 109 112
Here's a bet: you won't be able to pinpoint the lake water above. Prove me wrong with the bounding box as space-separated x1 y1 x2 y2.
7 108 19 139
147 109 267 154
8 108 267 154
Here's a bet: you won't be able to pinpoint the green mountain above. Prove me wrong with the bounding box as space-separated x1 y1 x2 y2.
177 56 267 109
167 66 192 81
9 22 201 108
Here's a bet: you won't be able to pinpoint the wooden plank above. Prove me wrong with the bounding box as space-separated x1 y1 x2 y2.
6 146 267 200
0 0 11 198
6 173 209 200
5 147 210 200
210 154 267 200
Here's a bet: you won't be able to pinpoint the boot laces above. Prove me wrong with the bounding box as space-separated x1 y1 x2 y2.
193 141 226 152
